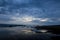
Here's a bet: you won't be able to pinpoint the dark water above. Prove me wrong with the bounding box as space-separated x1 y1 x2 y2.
0 26 60 40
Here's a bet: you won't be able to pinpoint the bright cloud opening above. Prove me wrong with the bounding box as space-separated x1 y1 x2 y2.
22 16 33 22
39 18 49 22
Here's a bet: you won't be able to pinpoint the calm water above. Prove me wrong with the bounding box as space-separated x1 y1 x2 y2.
0 26 59 40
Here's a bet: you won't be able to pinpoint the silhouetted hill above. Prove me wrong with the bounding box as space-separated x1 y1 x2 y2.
35 25 60 34
35 25 60 30
0 24 26 27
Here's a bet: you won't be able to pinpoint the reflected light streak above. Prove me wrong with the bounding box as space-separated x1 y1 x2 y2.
40 30 48 33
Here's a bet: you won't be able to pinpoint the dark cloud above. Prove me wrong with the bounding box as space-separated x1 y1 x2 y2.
0 0 60 25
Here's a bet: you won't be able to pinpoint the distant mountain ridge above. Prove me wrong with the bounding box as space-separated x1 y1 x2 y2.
0 24 60 27
0 24 26 27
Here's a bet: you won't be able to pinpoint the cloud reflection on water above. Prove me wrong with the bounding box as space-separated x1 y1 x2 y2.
0 26 58 40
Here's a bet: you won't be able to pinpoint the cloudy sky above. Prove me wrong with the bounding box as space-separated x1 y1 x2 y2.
0 0 60 25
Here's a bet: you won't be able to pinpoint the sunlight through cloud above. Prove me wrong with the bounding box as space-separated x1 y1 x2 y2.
22 16 33 22
39 18 49 22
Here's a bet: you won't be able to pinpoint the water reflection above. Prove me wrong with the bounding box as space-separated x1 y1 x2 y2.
0 26 59 40
0 26 53 35
40 30 48 33
21 30 36 34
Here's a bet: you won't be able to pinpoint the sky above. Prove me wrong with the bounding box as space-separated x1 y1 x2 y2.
0 0 60 25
